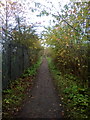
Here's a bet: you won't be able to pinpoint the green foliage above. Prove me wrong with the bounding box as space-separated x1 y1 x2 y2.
22 57 42 78
2 57 42 118
3 78 26 118
47 57 89 119
44 2 89 87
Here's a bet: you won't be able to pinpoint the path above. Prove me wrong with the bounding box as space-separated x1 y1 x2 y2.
15 58 64 118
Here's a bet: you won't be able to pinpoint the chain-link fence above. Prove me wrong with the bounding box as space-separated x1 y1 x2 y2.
2 42 30 89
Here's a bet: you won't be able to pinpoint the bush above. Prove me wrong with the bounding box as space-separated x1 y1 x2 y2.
47 57 89 119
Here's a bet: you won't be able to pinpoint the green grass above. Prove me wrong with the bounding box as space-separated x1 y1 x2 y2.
2 57 42 118
47 57 89 119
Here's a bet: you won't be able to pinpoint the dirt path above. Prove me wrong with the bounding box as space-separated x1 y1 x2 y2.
15 58 64 118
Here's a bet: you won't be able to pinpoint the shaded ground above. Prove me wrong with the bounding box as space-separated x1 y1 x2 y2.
15 58 64 119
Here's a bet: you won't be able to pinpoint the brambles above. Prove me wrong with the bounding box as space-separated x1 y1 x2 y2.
47 57 89 119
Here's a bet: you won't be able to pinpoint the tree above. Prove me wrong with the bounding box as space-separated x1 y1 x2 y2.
38 1 89 87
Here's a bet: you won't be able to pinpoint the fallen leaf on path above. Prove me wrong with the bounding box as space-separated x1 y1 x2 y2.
61 97 64 100
54 109 56 111
59 104 62 106
31 96 35 99
61 111 64 116
29 95 32 98
49 109 51 111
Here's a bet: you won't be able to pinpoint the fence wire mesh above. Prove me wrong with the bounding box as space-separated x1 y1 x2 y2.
2 42 30 89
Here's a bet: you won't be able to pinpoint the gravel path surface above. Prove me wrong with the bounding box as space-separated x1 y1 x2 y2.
15 58 64 119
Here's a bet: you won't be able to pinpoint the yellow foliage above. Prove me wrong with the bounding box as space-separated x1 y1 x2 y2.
60 50 66 56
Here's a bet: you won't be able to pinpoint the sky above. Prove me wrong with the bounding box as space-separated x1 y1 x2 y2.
0 0 73 50
18 0 70 35
0 0 70 36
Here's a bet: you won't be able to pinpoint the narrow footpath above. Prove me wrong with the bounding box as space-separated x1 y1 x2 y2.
16 58 64 118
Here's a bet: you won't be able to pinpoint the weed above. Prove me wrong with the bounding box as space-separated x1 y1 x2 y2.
2 57 42 118
47 57 89 119
22 57 42 78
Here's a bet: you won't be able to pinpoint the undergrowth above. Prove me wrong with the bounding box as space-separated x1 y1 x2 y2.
22 57 42 78
47 57 89 119
2 57 42 118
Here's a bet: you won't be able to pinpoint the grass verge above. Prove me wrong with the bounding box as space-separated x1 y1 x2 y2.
2 57 42 118
47 57 89 119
